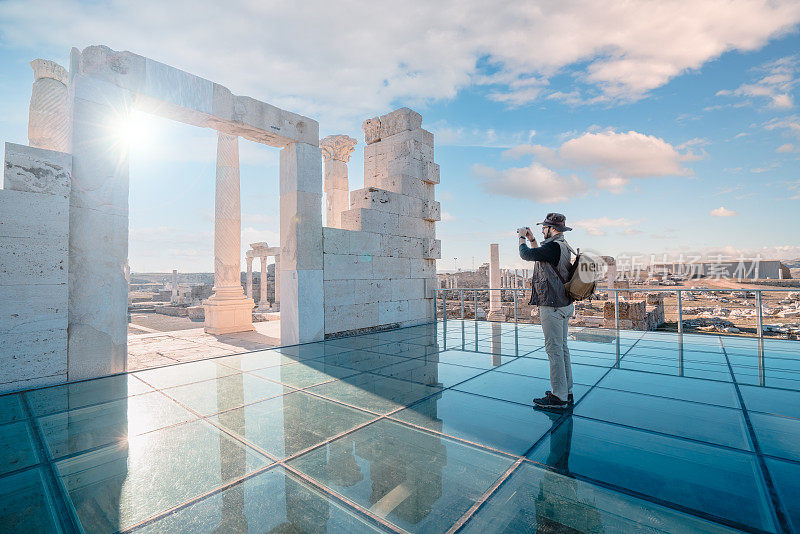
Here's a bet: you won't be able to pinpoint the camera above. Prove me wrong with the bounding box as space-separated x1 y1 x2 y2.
517 226 531 237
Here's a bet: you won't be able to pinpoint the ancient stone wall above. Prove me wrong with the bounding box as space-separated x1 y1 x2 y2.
0 143 71 393
321 108 440 336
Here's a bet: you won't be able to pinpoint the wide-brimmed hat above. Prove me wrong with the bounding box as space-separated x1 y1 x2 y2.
536 212 572 232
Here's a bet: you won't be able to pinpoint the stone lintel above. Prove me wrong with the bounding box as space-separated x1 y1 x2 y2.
76 45 318 148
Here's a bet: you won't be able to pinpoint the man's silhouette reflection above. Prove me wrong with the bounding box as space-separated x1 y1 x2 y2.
534 413 603 532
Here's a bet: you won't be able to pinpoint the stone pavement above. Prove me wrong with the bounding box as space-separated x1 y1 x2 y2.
126 320 281 371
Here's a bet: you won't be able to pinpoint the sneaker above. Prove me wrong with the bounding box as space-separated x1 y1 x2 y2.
533 392 568 411
546 391 574 404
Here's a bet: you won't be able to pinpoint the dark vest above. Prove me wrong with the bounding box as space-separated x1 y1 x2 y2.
528 234 573 308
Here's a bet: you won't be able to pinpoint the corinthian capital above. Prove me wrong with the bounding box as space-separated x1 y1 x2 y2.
320 135 357 162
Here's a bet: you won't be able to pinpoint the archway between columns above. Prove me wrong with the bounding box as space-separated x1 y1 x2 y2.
66 45 323 380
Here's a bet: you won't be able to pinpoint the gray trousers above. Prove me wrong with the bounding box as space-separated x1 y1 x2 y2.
539 303 574 401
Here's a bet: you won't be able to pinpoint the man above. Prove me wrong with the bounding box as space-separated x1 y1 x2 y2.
518 213 575 411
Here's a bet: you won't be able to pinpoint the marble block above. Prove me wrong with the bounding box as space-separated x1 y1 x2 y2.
410 259 437 278
373 174 434 200
359 208 400 235
0 189 69 393
378 300 409 325
354 279 393 303
322 227 350 255
362 117 382 145
380 235 424 259
280 142 323 195
350 187 423 218
323 279 356 307
281 269 324 344
379 108 423 138
4 143 71 198
280 191 323 271
323 253 373 280
422 238 441 260
372 256 411 279
348 231 382 255
424 161 441 184
422 200 441 222
398 215 435 239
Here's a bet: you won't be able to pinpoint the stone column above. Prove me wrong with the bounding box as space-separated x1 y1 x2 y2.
171 269 178 304
245 257 253 299
280 143 323 344
258 255 269 312
67 58 132 380
320 135 357 229
204 132 254 334
515 269 519 289
28 59 70 152
274 255 281 308
487 244 504 321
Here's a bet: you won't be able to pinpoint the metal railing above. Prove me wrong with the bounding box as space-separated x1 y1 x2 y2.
433 286 799 340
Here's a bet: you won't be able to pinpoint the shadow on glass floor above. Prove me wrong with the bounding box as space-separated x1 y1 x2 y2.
0 319 798 533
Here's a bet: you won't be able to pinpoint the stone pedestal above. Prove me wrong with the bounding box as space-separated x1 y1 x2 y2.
204 132 254 334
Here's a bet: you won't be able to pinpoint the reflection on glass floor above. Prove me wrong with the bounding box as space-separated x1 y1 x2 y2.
1 320 799 533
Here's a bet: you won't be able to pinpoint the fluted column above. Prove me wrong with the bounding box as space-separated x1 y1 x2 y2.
258 256 269 312
320 135 357 228
204 132 254 334
28 59 70 152
274 255 281 307
245 257 253 299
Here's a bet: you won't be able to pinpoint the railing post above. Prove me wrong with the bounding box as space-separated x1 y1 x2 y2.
513 289 518 324
677 290 683 334
460 289 465 320
442 289 447 325
614 290 620 331
434 289 438 324
474 289 479 322
756 290 763 340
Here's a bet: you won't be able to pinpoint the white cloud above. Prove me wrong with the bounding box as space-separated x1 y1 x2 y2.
765 116 800 138
430 121 535 148
441 211 456 222
496 129 696 194
560 130 695 178
717 55 799 109
710 206 738 217
572 217 643 236
472 162 588 203
0 0 797 126
776 143 796 153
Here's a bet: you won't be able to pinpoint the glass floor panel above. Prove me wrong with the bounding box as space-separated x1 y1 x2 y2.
0 320 796 532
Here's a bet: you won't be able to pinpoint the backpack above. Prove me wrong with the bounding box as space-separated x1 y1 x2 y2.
556 242 601 301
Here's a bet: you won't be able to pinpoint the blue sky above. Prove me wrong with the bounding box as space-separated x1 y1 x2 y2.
1 1 799 272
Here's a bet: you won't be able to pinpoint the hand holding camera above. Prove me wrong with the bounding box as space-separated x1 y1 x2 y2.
517 226 533 240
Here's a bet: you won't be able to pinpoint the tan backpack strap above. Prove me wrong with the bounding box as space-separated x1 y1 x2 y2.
562 240 577 256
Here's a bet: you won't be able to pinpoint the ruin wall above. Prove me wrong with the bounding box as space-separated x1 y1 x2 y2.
321 108 440 336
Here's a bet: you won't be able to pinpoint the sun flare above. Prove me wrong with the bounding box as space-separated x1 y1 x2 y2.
119 112 151 148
